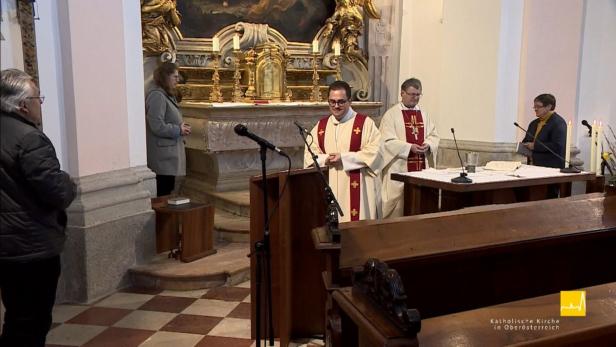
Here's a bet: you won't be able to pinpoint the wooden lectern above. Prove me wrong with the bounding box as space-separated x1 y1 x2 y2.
249 168 328 346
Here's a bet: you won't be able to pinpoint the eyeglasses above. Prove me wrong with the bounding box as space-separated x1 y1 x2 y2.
403 91 422 97
328 99 348 106
533 104 545 110
26 95 45 104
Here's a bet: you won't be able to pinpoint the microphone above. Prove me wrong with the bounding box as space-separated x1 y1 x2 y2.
234 124 288 156
293 120 309 134
513 122 580 173
581 120 592 137
450 128 472 184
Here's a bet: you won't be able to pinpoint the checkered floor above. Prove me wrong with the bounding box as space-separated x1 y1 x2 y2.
45 280 321 347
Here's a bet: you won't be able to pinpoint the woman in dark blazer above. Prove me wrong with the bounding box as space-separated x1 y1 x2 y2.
522 94 567 169
145 62 191 196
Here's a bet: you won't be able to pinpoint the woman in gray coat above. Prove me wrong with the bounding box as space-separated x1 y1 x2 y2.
146 62 191 196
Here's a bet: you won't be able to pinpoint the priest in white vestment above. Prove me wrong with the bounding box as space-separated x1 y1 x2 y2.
380 78 439 218
304 81 383 222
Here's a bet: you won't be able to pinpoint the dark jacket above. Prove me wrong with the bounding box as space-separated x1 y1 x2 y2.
522 112 567 168
1 111 76 263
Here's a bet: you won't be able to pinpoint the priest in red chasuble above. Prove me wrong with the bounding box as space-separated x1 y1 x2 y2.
380 78 440 218
304 81 383 222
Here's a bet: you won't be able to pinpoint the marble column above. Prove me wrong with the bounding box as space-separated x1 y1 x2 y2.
35 0 156 303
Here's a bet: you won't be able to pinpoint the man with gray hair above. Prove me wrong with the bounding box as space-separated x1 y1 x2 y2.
380 78 440 218
0 69 76 346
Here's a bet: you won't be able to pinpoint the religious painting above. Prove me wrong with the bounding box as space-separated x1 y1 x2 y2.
177 0 336 42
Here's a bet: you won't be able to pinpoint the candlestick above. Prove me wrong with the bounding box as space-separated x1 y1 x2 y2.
232 49 244 102
596 122 603 173
565 120 572 166
244 49 256 101
209 52 223 103
590 120 596 172
212 37 220 52
310 52 321 102
312 40 319 54
233 34 240 50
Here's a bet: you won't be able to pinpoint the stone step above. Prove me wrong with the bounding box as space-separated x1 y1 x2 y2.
129 241 250 291
214 208 250 243
206 190 250 217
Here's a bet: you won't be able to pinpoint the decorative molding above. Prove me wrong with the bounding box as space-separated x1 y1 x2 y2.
353 258 422 335
67 167 154 227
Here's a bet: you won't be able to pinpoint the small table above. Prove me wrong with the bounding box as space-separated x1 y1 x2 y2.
154 202 216 262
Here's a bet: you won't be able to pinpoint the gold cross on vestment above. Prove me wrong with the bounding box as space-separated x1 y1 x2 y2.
318 129 325 136
407 114 420 140
351 208 358 217
353 127 362 135
351 180 359 189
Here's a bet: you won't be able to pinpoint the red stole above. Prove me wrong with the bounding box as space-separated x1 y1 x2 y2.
402 109 426 172
317 114 367 221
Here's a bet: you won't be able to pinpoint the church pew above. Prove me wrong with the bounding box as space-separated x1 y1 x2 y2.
331 281 616 347
337 193 616 319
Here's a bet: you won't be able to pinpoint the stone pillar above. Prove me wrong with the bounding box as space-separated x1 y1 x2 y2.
35 0 156 303
367 0 402 115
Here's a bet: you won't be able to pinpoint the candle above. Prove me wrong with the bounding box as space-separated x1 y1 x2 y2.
212 37 220 52
596 121 603 173
590 120 596 172
312 40 319 53
565 120 572 167
233 34 240 50
333 41 341 56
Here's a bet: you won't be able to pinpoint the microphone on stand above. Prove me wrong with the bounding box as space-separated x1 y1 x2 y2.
513 122 581 173
293 121 309 134
450 128 472 183
234 124 288 157
581 120 593 137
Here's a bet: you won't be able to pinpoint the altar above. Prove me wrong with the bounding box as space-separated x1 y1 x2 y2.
392 165 596 215
180 101 382 194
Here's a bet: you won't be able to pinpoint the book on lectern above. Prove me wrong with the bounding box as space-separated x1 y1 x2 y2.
167 197 190 205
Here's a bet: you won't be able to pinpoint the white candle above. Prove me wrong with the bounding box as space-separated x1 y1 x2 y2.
333 41 341 56
233 34 240 50
596 121 603 173
312 40 319 53
565 120 572 167
590 120 596 172
212 37 220 52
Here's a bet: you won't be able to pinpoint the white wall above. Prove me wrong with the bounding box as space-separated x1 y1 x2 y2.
35 0 68 169
576 0 616 171
122 0 147 168
517 0 584 142
0 0 23 70
399 0 520 142
493 0 524 142
35 0 146 177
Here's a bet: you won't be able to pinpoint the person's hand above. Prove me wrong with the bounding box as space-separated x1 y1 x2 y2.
180 122 191 136
325 153 342 167
411 143 429 154
524 142 534 151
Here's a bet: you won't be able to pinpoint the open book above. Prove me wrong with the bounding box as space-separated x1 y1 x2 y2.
484 161 522 172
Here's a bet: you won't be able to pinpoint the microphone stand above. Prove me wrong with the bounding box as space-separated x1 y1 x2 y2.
450 128 472 183
254 144 274 347
514 122 581 174
297 127 344 243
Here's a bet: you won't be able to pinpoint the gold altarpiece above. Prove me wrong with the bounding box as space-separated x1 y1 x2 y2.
142 0 382 194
